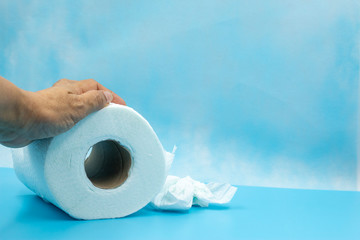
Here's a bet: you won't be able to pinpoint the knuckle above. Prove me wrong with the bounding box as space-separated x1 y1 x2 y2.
53 78 69 86
70 96 83 109
85 79 99 89
82 78 96 85
70 97 88 119
94 92 105 105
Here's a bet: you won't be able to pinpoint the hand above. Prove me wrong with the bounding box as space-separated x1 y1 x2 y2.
0 77 126 148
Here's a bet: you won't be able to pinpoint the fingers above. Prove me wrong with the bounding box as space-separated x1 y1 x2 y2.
77 79 126 105
53 78 126 105
78 90 113 118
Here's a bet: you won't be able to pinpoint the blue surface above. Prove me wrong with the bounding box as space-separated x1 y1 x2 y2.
1 168 359 240
0 0 359 190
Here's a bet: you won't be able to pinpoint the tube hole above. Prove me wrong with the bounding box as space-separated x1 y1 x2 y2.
84 140 131 189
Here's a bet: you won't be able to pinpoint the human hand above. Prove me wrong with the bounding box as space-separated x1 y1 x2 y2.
0 78 125 148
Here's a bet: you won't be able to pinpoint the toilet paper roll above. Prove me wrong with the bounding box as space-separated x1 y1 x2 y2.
12 104 166 220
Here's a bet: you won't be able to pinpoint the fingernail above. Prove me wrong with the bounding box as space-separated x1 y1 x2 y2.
104 91 113 103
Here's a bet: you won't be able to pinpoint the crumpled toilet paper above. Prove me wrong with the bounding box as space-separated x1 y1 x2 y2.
150 175 238 211
150 146 238 211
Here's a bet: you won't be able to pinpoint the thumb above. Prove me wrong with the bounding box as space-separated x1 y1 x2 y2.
80 90 113 115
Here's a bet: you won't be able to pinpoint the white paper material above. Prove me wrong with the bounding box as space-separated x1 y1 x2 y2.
153 146 238 211
12 104 237 219
164 146 177 174
150 175 238 211
12 104 167 220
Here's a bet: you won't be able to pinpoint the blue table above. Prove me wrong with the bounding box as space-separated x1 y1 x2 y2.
1 168 359 240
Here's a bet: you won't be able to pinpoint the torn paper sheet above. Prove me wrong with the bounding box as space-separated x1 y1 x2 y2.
150 175 237 211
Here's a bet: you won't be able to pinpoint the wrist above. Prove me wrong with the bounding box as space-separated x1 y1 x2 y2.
16 89 39 133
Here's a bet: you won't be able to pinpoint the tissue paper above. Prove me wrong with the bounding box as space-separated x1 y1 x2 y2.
13 104 166 220
150 175 237 210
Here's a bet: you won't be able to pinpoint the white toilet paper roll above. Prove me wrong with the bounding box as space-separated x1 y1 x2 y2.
12 104 166 220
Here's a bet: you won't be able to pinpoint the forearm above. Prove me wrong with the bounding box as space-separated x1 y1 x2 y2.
0 76 31 143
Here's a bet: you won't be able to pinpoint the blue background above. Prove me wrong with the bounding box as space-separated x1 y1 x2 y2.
0 0 359 190
1 168 360 240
